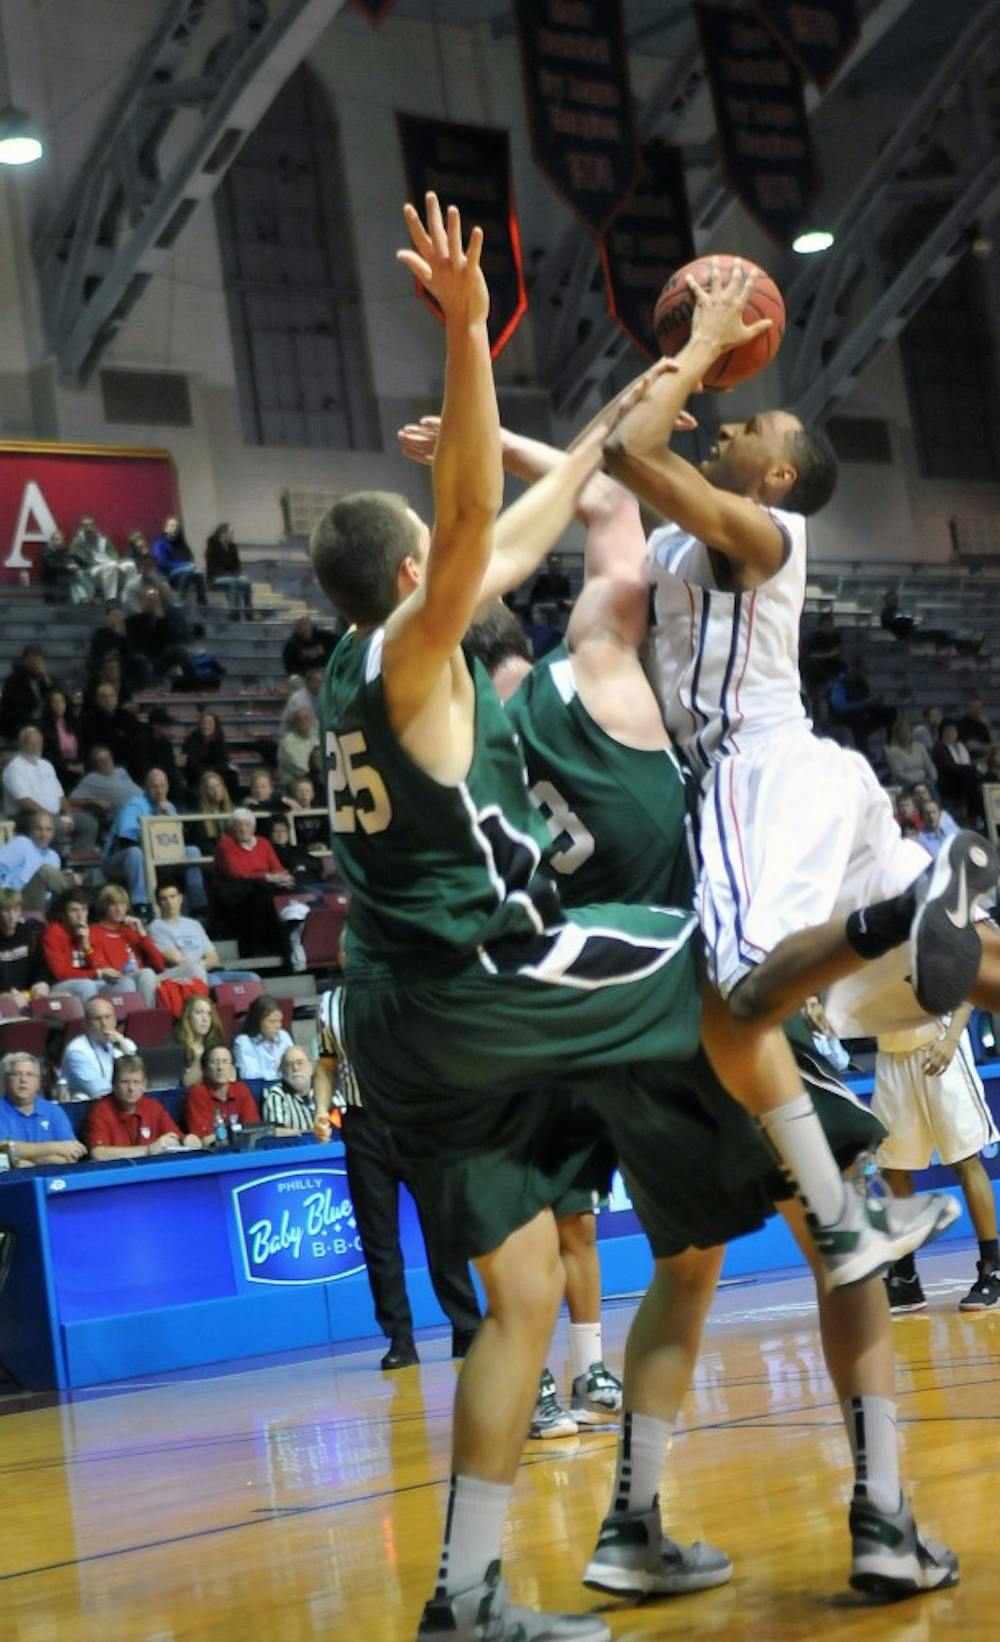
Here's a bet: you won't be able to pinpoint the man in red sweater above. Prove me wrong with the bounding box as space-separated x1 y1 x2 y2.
214 810 302 969
184 1044 261 1145
85 1054 201 1159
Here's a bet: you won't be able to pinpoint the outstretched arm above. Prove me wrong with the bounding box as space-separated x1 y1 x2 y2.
382 194 503 729
604 260 786 577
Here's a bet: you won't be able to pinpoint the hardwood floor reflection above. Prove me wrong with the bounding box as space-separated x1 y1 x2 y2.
1 1246 998 1641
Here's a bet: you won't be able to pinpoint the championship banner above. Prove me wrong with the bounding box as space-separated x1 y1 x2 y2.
513 0 640 238
0 441 178 584
397 114 527 359
755 0 860 90
601 144 695 360
696 3 817 245
349 0 396 22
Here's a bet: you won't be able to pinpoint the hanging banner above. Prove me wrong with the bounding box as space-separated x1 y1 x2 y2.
601 145 695 360
396 114 527 359
755 0 860 90
696 3 817 245
349 0 396 22
513 0 640 238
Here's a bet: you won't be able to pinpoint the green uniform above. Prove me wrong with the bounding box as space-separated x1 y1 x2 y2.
508 646 882 1258
320 629 702 1262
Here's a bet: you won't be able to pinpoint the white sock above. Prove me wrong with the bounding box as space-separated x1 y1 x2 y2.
436 1473 512 1596
610 1411 672 1517
842 1396 901 1514
570 1321 603 1381
757 1094 846 1226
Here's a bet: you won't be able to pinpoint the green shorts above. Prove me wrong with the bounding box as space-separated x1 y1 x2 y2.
344 903 700 1263
601 1032 884 1259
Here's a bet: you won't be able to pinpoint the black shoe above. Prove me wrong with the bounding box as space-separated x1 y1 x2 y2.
451 1327 477 1359
958 1261 1000 1311
380 1336 419 1370
884 1270 927 1314
910 832 1000 1014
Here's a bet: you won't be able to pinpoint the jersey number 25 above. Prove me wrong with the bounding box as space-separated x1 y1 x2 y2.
327 730 392 835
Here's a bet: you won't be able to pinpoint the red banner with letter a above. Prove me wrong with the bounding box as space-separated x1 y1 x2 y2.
397 114 528 360
0 442 179 584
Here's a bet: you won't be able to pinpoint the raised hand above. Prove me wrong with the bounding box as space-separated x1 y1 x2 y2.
397 192 489 328
687 258 771 357
397 415 440 466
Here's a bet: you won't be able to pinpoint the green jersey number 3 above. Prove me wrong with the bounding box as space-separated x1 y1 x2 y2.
530 778 595 874
327 730 392 835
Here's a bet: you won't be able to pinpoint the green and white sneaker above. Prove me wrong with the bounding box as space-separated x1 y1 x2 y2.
811 1175 960 1294
417 1561 611 1640
849 1493 959 1598
529 1369 578 1439
583 1506 732 1598
570 1362 622 1426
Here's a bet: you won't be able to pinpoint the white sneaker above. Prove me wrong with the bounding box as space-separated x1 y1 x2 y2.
583 1505 732 1597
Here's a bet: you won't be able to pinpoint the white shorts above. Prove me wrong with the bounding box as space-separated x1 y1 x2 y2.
698 727 930 1036
873 1030 997 1169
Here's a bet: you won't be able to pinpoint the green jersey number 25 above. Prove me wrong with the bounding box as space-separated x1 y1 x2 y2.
530 778 595 875
326 729 393 835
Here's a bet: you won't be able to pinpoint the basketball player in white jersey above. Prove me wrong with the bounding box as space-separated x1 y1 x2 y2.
599 260 1000 1042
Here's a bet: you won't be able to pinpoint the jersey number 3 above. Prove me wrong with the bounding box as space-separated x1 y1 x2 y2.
327 730 392 835
530 778 595 874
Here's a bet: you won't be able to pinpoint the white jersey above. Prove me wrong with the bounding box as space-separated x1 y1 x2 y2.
646 507 808 774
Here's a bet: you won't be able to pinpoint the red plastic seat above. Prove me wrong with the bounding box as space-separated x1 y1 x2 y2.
0 996 23 1021
126 1008 175 1049
102 991 146 1020
301 906 348 969
31 993 85 1025
0 1019 49 1057
213 979 264 1025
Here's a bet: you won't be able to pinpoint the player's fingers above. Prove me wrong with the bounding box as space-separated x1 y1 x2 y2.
686 273 707 305
674 411 699 431
465 223 484 270
744 317 773 339
446 203 464 265
419 415 442 430
402 201 433 258
425 191 448 256
396 249 434 286
709 256 721 294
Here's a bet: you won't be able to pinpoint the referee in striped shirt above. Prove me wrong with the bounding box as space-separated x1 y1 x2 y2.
315 984 480 1371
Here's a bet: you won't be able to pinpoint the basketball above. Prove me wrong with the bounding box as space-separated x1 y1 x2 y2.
652 254 785 389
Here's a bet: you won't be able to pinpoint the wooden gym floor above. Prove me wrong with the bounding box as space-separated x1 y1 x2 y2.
2 1242 998 1642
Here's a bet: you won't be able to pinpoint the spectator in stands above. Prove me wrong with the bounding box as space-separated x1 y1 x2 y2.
69 515 125 602
69 746 142 841
912 704 943 750
85 1053 200 1158
828 657 895 752
277 706 319 787
957 695 995 761
104 767 205 919
39 686 84 790
125 587 199 689
214 809 302 970
281 666 325 732
183 1044 261 1145
90 883 205 1005
205 522 253 618
148 882 255 986
0 811 76 913
130 707 185 803
800 612 843 696
233 993 293 1082
0 889 48 1009
122 531 150 578
246 767 280 837
879 588 917 640
530 552 572 609
932 718 983 820
268 813 314 887
83 652 136 712
151 515 207 606
886 720 938 791
282 615 337 678
41 529 87 604
918 798 959 859
192 771 233 850
123 553 173 618
88 603 149 693
261 1045 317 1133
78 682 135 771
983 745 1000 785
61 995 138 1099
183 710 238 802
2 727 100 854
0 1053 85 1166
280 775 325 856
42 890 131 1003
895 793 924 834
0 645 51 740
174 994 226 1088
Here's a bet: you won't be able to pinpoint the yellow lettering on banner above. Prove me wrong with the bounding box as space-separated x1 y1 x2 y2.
538 28 611 66
790 5 839 48
548 106 620 142
566 151 616 193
